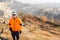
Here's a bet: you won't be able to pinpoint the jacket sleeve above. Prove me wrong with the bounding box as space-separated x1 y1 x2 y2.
19 18 22 26
9 19 11 28
9 19 12 31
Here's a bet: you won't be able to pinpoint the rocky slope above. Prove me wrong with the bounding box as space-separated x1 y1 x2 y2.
0 0 60 40
0 13 60 40
19 13 60 40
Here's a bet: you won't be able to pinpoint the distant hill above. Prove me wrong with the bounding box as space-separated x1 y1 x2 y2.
0 0 11 2
0 9 4 16
1 0 60 20
40 3 60 8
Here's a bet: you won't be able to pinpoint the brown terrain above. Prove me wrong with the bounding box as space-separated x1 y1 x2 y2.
0 13 60 40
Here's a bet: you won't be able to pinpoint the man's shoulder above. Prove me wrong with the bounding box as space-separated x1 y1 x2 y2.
16 17 21 20
10 18 12 19
16 17 22 22
9 18 13 20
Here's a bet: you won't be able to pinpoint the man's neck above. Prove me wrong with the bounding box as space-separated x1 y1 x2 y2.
13 17 17 19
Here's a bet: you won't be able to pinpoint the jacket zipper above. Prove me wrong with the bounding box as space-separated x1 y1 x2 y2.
14 19 15 31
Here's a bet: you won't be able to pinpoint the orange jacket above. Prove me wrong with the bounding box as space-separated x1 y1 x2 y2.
9 17 22 31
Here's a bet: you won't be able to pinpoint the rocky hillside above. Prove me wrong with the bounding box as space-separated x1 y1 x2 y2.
18 13 60 40
0 13 60 40
0 0 60 40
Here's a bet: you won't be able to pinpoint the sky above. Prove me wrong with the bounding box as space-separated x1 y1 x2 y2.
17 0 60 4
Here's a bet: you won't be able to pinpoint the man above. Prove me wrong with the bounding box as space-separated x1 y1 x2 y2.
9 11 22 40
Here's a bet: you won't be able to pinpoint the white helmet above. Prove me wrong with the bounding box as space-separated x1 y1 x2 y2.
12 11 16 14
11 11 17 16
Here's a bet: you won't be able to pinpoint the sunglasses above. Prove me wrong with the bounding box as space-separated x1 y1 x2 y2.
12 14 16 16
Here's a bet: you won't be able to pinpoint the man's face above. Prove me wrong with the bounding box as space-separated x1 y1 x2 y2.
12 14 17 18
